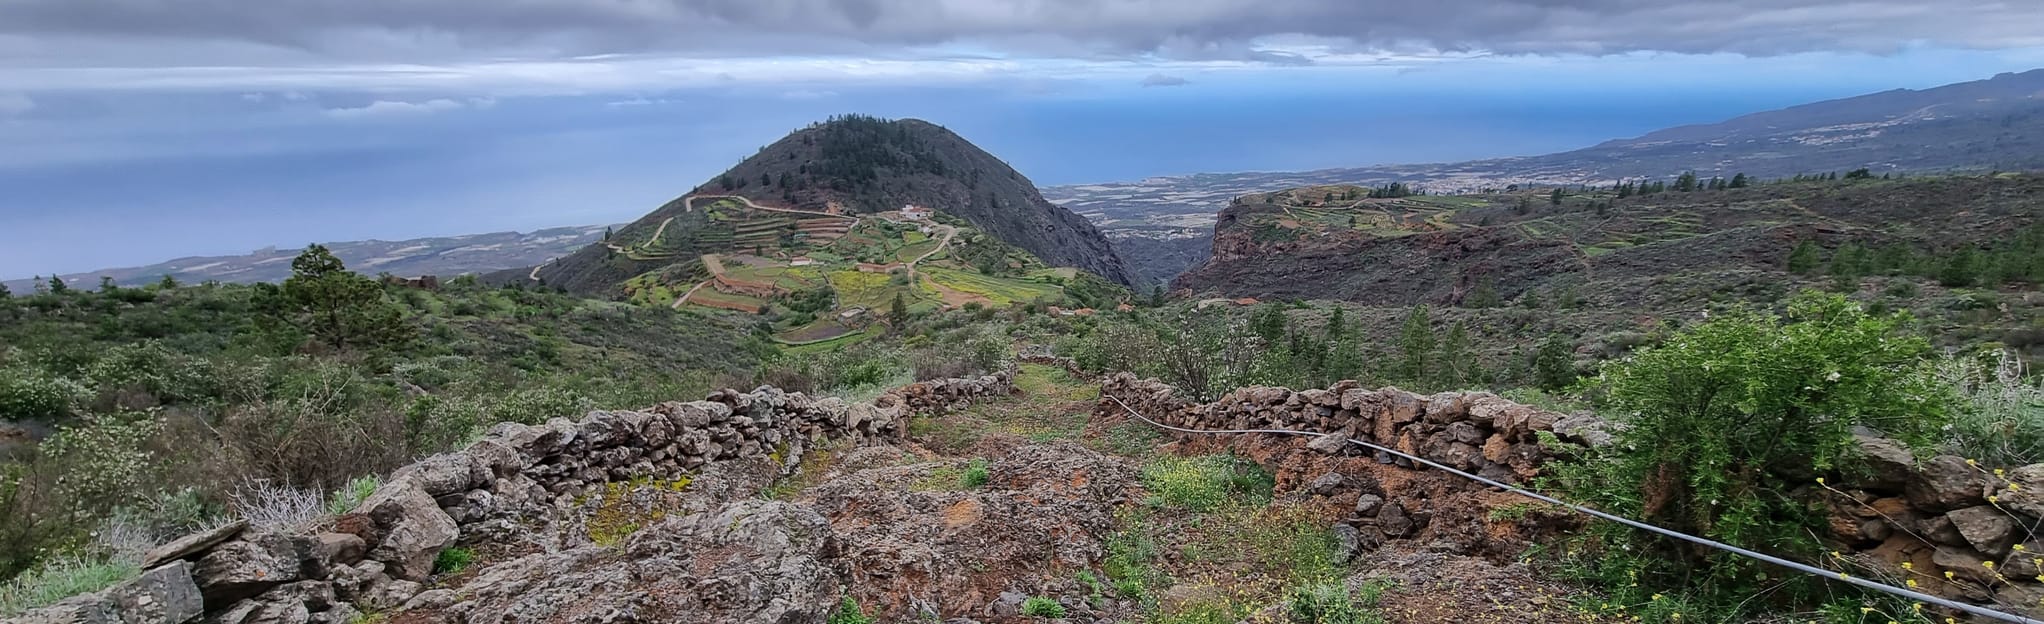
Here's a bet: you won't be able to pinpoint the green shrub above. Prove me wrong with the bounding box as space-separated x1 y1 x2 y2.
431 547 474 575
1021 596 1065 618
326 475 380 516
0 367 87 422
0 557 139 617
1554 291 1950 618
1285 580 1388 624
1141 454 1273 512
827 595 874 624
1937 350 2044 466
961 459 990 488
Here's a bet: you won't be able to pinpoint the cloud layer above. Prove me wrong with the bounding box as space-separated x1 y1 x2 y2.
5 0 2040 70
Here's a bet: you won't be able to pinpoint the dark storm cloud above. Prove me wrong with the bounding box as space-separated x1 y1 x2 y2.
2 0 2036 65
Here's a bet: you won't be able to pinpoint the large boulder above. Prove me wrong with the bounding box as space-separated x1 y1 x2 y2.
1906 456 1989 512
389 453 484 497
1999 463 2044 519
108 562 204 624
1946 506 2021 557
1849 435 1916 492
359 483 459 581
10 595 118 624
10 563 202 624
141 521 248 569
192 533 321 605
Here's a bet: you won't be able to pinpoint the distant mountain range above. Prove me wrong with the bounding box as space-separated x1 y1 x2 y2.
2 226 610 294
1052 68 2044 285
19 69 2041 292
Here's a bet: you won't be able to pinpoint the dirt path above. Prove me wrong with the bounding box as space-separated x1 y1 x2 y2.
692 194 858 222
604 216 676 255
906 224 956 280
526 258 551 282
670 278 713 309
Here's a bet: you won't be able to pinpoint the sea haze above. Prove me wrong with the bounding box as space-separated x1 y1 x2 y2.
3 51 2040 277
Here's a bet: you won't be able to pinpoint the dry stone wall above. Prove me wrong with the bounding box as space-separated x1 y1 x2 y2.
1099 373 2044 617
7 373 1012 624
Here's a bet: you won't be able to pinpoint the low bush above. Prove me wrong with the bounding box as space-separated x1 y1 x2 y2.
431 547 474 575
1937 350 2044 466
961 459 990 488
1141 454 1273 512
1020 596 1065 618
1285 580 1389 624
326 475 381 516
1551 291 1951 619
826 595 874 624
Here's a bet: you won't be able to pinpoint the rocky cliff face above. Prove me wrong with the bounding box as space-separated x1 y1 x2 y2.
1170 192 1582 305
1172 174 2044 309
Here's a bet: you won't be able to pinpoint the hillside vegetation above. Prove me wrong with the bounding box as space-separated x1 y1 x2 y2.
0 249 762 583
536 115 1133 296
1176 173 2044 362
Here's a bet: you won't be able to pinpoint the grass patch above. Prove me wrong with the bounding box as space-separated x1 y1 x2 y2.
1286 579 1391 624
326 474 380 516
1021 597 1066 618
962 458 990 488
431 547 474 575
1141 454 1273 512
1104 510 1167 609
922 267 1062 306
0 557 140 617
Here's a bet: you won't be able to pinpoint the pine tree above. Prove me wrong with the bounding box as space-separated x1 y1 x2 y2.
1529 334 1576 392
1550 188 1565 205
47 276 68 294
1786 240 1821 275
1397 305 1435 384
280 244 411 349
1729 173 1750 188
156 275 179 290
1674 171 1698 192
889 292 910 327
1939 247 1979 287
1250 305 1288 343
1325 306 1347 341
1433 322 1473 390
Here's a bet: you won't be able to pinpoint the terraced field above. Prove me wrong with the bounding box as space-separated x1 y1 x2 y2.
922 267 1062 306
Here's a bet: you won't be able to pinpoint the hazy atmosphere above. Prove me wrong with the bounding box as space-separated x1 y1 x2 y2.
10 3 2044 624
3 0 2041 276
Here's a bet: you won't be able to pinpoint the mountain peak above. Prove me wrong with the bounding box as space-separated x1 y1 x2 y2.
534 116 1136 298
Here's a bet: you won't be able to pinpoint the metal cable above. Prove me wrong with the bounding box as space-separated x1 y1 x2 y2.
1103 393 2042 624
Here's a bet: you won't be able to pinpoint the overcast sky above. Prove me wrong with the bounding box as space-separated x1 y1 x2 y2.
3 0 2043 277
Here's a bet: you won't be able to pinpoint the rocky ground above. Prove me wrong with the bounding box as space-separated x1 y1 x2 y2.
333 364 1620 624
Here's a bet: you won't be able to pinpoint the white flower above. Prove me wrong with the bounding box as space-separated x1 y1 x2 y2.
1825 371 1841 382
